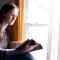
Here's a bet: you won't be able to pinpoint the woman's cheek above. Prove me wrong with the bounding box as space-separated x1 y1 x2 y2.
9 19 16 25
6 16 12 23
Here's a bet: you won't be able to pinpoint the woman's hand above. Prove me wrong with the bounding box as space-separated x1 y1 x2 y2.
15 39 43 53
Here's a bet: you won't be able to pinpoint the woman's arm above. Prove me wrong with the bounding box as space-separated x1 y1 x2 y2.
0 39 43 56
0 48 26 55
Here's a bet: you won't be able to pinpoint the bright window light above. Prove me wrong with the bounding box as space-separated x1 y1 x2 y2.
23 0 50 60
26 26 48 60
26 0 49 24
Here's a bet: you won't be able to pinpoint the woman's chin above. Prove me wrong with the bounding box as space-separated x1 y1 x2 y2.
9 22 14 26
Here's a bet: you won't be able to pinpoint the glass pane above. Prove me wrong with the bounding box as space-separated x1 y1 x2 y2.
33 0 49 10
25 0 49 24
26 26 48 60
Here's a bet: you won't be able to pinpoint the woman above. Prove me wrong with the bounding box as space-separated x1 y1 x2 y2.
0 2 19 49
0 2 35 60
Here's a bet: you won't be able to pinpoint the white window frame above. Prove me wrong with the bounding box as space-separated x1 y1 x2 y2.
22 0 60 60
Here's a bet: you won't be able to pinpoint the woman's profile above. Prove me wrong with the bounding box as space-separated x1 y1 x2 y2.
0 2 19 49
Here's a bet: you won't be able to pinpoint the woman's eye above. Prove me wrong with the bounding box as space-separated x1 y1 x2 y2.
12 15 15 20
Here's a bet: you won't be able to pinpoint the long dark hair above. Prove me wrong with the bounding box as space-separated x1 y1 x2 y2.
0 2 18 23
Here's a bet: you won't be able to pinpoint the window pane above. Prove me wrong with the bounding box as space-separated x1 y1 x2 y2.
26 0 49 24
26 26 48 60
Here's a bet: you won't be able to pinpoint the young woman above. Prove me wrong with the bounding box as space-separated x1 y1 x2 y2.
0 2 36 60
0 3 42 60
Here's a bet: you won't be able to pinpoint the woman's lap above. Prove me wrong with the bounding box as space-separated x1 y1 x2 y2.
6 52 35 60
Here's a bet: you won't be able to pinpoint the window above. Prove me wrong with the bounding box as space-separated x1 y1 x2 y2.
23 0 50 60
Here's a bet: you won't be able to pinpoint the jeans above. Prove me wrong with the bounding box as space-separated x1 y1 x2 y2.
3 52 35 60
0 49 35 60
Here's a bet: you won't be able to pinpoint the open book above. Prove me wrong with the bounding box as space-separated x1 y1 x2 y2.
2 39 43 55
15 39 43 53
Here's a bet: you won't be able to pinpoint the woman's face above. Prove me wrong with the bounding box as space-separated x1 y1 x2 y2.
4 8 19 25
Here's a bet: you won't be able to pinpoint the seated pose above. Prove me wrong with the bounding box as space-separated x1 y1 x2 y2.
0 2 43 60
